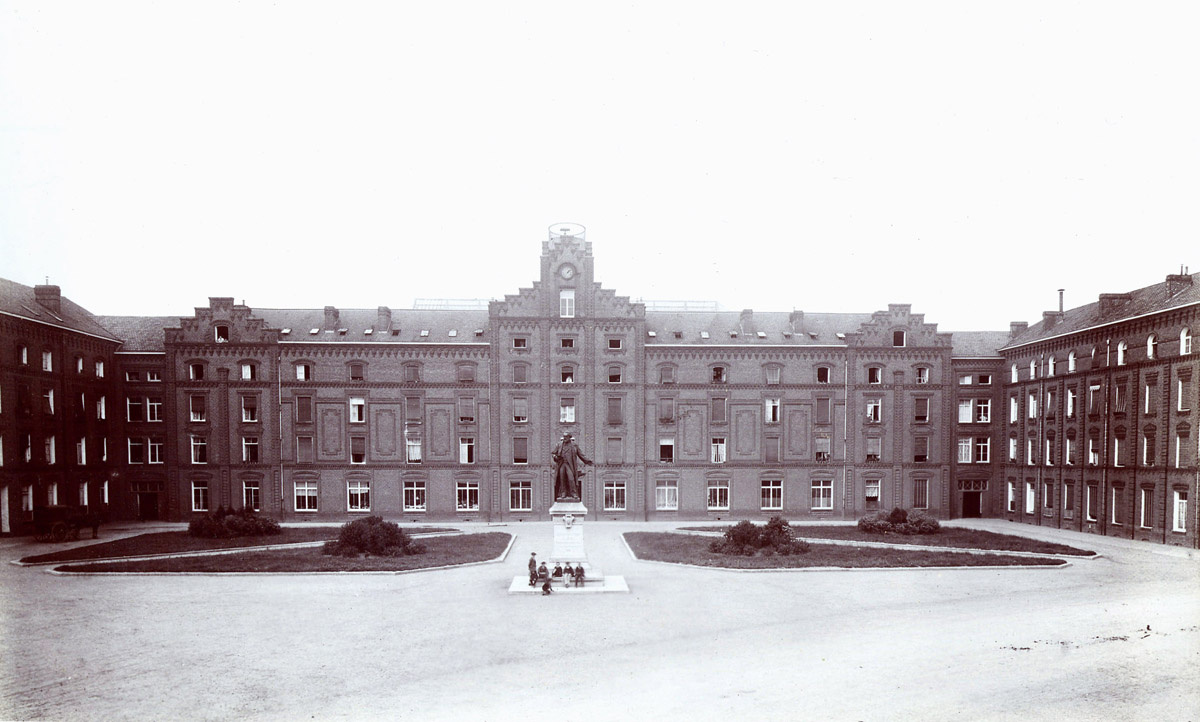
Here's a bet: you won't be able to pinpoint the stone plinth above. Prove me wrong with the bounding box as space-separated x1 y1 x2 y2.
549 501 587 564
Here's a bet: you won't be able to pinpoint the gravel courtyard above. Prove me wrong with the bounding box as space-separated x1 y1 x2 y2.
2 519 1197 722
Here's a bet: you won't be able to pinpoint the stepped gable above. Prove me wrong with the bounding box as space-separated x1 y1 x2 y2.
645 309 873 345
489 282 543 318
1004 270 1200 349
0 277 120 341
165 297 276 345
95 316 179 352
948 331 1009 357
591 284 644 319
845 303 951 348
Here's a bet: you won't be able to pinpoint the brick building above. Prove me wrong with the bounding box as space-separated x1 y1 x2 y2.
2 227 1196 547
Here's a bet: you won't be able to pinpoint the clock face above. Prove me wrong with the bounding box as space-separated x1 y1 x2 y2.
560 265 575 279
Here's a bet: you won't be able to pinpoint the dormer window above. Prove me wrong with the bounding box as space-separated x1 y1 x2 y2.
215 325 229 343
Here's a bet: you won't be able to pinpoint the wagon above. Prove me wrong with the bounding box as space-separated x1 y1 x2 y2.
31 505 101 542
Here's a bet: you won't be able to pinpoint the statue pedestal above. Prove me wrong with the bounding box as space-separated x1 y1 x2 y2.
549 501 587 564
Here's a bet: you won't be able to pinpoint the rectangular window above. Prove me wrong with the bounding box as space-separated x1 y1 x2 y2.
1142 433 1155 467
1177 433 1188 469
1025 481 1035 514
97 395 106 420
95 360 105 377
1179 379 1192 412
914 398 929 423
607 397 623 425
349 363 364 381
126 397 143 422
560 398 575 423
811 479 833 510
913 436 928 463
1088 437 1100 466
604 480 626 511
297 436 314 463
190 435 207 464
296 363 311 381
865 480 881 503
513 437 529 464
660 366 675 384
766 367 781 385
765 436 781 463
456 482 479 512
147 397 162 422
1115 384 1127 413
867 367 882 384
406 433 422 463
1027 438 1036 466
513 397 528 423
1064 482 1075 516
655 479 678 511
1086 484 1098 521
957 438 972 464
147 370 160 382
75 438 87 466
1066 437 1076 466
510 481 532 511
761 479 782 510
958 400 972 423
128 438 145 464
1045 438 1054 466
1114 437 1124 467
1173 490 1188 532
243 481 260 512
865 436 881 462
349 436 365 464
1144 383 1155 415
189 363 204 381
458 397 475 423
606 437 623 462
42 389 54 415
241 363 257 381
404 365 420 383
815 435 831 462
707 480 729 510
192 482 209 512
1007 481 1016 512
711 437 726 463
608 367 622 383
866 399 881 423
512 337 527 349
512 364 527 384
559 289 575 318
915 368 929 384
1088 383 1101 415
1066 388 1076 418
560 337 575 349
659 438 674 463
457 365 475 383
765 398 781 423
816 367 830 384
189 395 206 422
711 367 727 384
459 437 475 464
1010 396 1018 423
238 431 258 460
1111 487 1124 524
295 481 317 511
42 350 53 372
241 395 258 423
1140 488 1153 528
296 396 312 423
975 399 991 423
347 481 370 511
1028 393 1038 419
349 397 365 423
148 437 164 464
914 479 929 509
816 397 832 425
711 397 726 424
44 436 55 464
404 481 426 511
79 482 88 506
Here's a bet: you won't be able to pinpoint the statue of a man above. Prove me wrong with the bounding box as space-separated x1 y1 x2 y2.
552 432 593 501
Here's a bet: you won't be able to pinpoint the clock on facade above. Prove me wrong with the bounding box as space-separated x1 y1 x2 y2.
559 264 576 280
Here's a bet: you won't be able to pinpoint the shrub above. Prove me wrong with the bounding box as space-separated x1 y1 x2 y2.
323 516 426 557
188 508 281 538
708 517 810 556
857 508 940 535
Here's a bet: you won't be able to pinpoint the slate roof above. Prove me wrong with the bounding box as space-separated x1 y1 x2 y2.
948 331 1009 358
644 311 874 345
95 316 178 352
1003 272 1200 350
254 308 491 344
0 278 121 341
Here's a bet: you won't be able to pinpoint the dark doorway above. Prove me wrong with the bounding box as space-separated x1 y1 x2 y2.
962 492 982 518
136 493 159 521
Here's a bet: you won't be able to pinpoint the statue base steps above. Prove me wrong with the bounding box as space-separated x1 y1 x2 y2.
507 573 628 594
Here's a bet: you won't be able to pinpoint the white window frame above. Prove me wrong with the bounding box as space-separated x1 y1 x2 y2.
707 480 730 511
760 479 783 510
1172 490 1187 532
764 398 781 424
456 482 480 512
295 481 318 512
604 479 626 511
243 481 261 512
459 436 475 465
1181 328 1193 356
147 397 162 422
711 437 726 464
1025 481 1035 514
811 479 833 510
1140 488 1153 529
148 437 164 464
510 481 532 512
243 436 260 463
190 435 207 464
403 481 427 511
347 480 370 512
41 350 53 372
559 289 575 318
655 479 678 511
349 397 366 423
191 482 209 512
957 438 972 464
974 438 990 464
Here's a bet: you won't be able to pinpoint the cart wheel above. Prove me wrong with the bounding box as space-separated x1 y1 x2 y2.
51 522 68 542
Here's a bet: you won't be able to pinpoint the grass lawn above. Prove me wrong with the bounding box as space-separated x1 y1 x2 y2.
21 526 455 564
678 525 1094 556
626 532 1066 568
55 533 512 573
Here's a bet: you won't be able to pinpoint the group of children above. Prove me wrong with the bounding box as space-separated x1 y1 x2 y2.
527 552 585 594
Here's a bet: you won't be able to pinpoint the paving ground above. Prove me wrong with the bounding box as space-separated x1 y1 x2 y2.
1 519 1198 722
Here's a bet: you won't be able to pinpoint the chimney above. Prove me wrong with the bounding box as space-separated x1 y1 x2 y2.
1010 321 1028 338
1058 289 1064 313
34 285 62 314
1042 311 1064 329
788 310 804 333
739 309 755 336
324 306 340 329
1098 293 1132 316
375 306 392 334
1166 269 1193 297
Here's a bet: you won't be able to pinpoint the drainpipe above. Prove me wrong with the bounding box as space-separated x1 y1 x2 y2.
277 352 284 518
1101 339 1110 536
842 356 850 519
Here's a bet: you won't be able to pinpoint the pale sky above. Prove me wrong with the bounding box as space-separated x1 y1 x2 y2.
2 2 1197 331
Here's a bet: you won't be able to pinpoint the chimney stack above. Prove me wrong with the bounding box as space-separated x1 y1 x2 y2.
1058 289 1064 313
1010 321 1028 338
34 285 62 314
1166 270 1193 297
1098 293 1133 316
324 306 340 329
375 306 392 334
